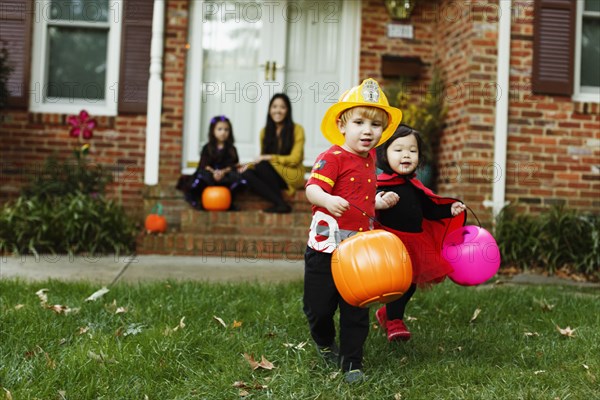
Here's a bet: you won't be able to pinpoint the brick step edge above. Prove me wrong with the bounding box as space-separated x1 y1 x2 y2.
180 209 313 233
136 232 308 260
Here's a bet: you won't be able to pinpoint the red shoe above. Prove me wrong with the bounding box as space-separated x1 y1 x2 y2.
375 306 388 332
386 319 411 342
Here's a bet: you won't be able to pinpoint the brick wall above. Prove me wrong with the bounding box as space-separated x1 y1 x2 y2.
360 0 600 222
0 110 147 217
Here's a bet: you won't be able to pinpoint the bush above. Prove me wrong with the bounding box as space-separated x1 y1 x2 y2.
496 205 600 277
0 192 136 256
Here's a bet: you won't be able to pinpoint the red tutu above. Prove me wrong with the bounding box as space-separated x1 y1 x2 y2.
384 227 454 285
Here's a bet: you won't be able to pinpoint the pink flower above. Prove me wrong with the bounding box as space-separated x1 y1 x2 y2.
68 110 97 139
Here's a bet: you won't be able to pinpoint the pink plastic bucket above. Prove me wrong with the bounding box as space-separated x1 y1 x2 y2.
441 225 501 286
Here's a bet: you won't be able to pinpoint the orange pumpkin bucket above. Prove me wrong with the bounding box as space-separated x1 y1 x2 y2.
331 229 413 308
201 186 232 211
145 203 167 233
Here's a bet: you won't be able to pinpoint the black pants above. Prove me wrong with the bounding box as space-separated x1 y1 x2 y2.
385 283 417 320
241 161 288 207
303 247 370 372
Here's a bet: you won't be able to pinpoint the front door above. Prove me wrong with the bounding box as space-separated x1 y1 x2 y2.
182 0 360 173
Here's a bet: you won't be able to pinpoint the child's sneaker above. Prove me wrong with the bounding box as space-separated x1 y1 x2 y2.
375 306 388 331
316 343 339 367
386 319 411 342
344 369 367 384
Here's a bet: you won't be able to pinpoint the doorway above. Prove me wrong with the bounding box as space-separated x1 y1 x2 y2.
182 0 360 173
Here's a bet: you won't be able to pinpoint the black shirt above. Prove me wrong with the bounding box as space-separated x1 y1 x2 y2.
377 181 452 233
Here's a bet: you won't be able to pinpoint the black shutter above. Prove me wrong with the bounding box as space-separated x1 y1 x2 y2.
532 0 577 96
118 0 154 113
0 0 32 108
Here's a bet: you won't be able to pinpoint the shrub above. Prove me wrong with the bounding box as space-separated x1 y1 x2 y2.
0 110 137 256
496 205 600 277
0 192 136 256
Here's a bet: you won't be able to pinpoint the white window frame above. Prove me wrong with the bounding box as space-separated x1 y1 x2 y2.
29 0 123 115
573 0 600 103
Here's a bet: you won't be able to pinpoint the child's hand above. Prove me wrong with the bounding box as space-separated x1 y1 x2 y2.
238 164 250 173
375 191 399 210
213 169 225 182
451 202 467 216
325 196 350 217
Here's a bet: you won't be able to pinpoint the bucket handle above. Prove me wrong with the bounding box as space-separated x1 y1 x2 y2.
441 204 481 249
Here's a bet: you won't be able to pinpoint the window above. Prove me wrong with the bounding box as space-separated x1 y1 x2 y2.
574 0 600 102
30 0 123 115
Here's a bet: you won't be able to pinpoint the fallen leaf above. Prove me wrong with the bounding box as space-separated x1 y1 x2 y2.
239 389 250 397
78 326 90 335
115 307 127 314
232 381 267 390
232 320 243 328
35 288 49 305
394 394 402 400
283 341 307 351
242 353 275 370
213 315 227 328
470 308 481 323
258 355 274 370
243 353 259 370
58 390 67 400
87 351 117 364
372 323 379 330
534 370 546 375
534 298 555 311
3 387 13 400
44 352 56 369
406 316 417 322
46 304 80 315
556 325 576 338
14 304 25 310
173 317 186 331
583 364 589 370
524 332 539 337
85 287 110 302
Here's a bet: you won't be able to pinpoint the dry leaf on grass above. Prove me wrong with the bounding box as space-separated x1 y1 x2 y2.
242 353 275 370
232 381 267 390
14 304 25 310
406 316 417 322
115 307 127 314
35 288 49 305
164 317 186 336
3 387 13 400
556 325 576 338
470 308 481 323
534 370 546 375
78 326 90 335
87 351 117 364
283 341 307 351
46 304 80 315
213 315 227 328
85 287 109 302
232 320 243 328
524 332 539 337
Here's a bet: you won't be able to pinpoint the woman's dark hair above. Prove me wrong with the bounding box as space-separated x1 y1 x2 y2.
207 115 238 163
376 124 425 174
263 93 294 155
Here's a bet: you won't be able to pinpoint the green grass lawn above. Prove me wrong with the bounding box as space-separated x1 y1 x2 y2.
1 278 598 399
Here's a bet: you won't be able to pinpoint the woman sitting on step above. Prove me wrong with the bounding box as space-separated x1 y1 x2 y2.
240 93 305 214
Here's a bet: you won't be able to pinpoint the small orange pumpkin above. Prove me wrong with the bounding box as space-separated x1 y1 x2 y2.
332 229 413 308
145 203 167 233
202 186 231 211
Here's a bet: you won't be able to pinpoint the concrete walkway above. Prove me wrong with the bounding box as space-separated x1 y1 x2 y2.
0 254 304 284
1 254 599 289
